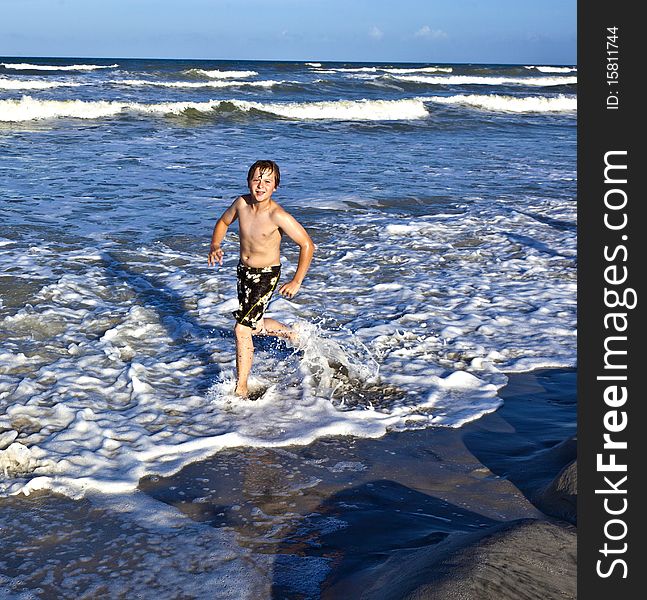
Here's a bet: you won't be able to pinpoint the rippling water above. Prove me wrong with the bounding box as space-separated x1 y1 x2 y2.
1 57 576 499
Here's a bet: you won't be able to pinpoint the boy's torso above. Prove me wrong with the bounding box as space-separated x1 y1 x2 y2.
237 195 282 268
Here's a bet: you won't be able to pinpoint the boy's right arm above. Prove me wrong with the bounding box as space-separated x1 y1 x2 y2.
208 199 239 266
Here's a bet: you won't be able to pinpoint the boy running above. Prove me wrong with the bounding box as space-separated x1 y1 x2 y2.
208 160 314 397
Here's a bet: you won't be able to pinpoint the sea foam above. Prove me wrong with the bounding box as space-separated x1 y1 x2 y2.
525 65 577 73
392 74 577 86
185 68 258 79
0 185 576 501
425 94 577 113
1 96 429 122
1 62 118 71
111 78 291 89
239 98 429 120
329 66 452 74
383 66 453 74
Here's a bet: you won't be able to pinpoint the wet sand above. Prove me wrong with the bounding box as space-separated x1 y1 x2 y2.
0 368 576 599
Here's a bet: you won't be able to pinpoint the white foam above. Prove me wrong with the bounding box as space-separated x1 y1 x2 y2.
385 223 427 234
0 95 135 121
0 182 575 504
383 66 453 74
239 98 429 121
0 78 82 90
186 68 258 78
1 62 118 71
424 94 577 113
393 74 577 86
525 65 577 73
328 66 452 74
0 254 501 500
0 443 38 477
305 62 322 67
111 78 289 89
334 67 380 73
1 96 429 122
0 96 236 122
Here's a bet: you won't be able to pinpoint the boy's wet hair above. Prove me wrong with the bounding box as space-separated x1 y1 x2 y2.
247 160 280 188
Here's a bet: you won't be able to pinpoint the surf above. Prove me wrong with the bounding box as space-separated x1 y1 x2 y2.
1 96 430 122
1 62 118 71
424 93 577 113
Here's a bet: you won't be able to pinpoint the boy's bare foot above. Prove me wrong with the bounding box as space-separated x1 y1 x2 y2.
234 385 248 397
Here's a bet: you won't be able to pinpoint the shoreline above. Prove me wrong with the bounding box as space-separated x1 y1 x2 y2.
1 367 576 598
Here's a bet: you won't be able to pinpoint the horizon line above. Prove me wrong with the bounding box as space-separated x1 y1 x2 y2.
0 54 577 67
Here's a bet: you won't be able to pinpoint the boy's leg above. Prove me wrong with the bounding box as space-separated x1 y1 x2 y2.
257 318 298 345
234 322 254 396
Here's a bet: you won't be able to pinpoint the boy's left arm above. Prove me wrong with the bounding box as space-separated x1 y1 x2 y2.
275 210 314 299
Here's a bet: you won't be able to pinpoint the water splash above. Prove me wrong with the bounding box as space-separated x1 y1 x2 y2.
292 320 407 410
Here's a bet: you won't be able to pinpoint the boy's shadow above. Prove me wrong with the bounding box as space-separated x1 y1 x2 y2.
100 251 229 393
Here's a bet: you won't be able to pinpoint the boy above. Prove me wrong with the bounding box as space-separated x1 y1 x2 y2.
208 160 314 397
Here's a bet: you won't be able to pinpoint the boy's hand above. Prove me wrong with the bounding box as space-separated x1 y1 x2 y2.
279 279 301 299
208 246 224 266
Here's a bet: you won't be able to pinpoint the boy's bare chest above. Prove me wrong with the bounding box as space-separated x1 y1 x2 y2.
238 209 280 242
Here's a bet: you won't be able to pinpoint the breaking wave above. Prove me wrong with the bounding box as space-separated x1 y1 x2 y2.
1 95 429 122
314 66 453 74
392 74 577 86
1 62 118 71
110 78 293 89
383 66 453 74
425 93 577 113
524 65 577 73
184 68 258 79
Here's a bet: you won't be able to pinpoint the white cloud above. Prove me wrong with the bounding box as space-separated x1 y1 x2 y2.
414 25 448 40
369 26 384 40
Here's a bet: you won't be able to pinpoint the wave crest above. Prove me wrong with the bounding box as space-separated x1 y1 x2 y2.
1 63 118 71
383 66 453 74
392 74 577 86
525 65 577 73
1 96 429 122
110 78 290 89
425 94 577 113
241 98 429 121
185 68 258 79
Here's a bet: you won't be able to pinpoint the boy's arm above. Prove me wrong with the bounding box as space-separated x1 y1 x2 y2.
208 199 239 266
274 209 315 299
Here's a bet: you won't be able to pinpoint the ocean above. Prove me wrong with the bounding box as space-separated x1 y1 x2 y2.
0 57 576 596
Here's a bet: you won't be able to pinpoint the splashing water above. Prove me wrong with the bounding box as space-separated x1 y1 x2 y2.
295 319 377 383
205 319 382 405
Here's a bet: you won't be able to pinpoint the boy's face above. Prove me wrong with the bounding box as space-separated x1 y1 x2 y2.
248 167 277 203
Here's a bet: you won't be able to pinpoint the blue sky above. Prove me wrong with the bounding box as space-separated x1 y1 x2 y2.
1 0 576 64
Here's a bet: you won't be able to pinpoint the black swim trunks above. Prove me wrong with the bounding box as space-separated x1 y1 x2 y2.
233 262 281 330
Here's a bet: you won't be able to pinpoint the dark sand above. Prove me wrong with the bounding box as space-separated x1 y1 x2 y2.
1 368 576 599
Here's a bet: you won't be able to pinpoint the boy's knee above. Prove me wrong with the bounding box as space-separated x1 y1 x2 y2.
234 322 253 338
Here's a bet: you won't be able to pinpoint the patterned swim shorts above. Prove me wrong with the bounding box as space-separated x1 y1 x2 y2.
232 262 281 330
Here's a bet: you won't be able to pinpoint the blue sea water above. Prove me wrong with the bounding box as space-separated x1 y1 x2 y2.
0 58 576 500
